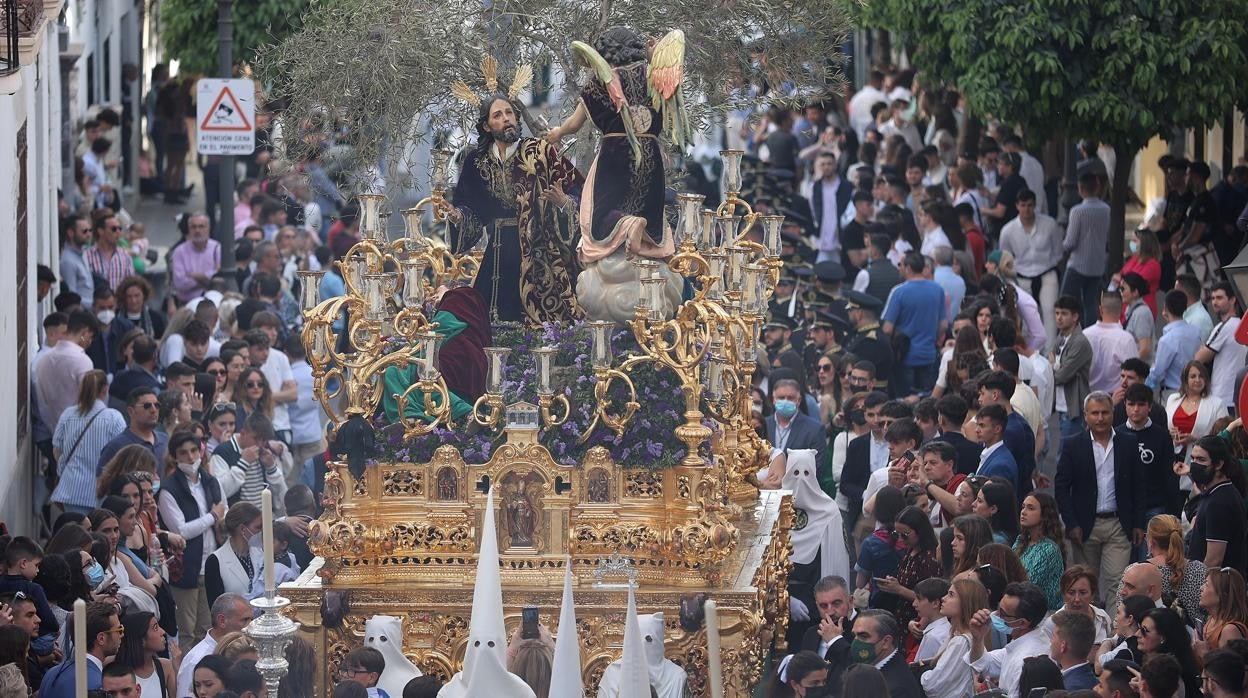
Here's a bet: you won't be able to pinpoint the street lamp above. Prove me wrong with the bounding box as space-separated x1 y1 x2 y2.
1223 245 1248 311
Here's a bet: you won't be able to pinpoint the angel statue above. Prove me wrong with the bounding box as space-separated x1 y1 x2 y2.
545 27 693 325
439 58 585 324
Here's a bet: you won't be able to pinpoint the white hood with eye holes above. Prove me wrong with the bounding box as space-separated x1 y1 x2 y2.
782 449 852 581
364 614 422 698
438 487 535 698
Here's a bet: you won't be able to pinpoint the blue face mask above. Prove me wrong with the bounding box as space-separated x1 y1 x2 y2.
991 613 1014 637
151 481 161 496
86 561 106 588
774 398 799 418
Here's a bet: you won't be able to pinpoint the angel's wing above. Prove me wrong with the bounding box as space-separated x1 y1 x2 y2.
571 41 625 111
646 30 692 149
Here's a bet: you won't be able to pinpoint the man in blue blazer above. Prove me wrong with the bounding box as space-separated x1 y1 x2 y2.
766 378 828 476
39 602 119 698
1053 392 1145 617
1050 610 1099 691
973 403 1019 490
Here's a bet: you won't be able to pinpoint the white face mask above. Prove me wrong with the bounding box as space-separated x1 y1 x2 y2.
177 461 198 477
96 309 116 325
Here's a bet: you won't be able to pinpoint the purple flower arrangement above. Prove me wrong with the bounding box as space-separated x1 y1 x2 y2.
370 320 695 469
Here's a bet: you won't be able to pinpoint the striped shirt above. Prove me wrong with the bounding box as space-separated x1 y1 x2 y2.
51 401 127 508
84 244 136 291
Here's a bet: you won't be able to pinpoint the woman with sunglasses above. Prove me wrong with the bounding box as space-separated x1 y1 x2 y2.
1094 594 1153 670
115 610 176 698
1196 567 1248 657
203 357 228 399
874 505 941 631
1137 608 1201 697
815 352 847 430
232 368 275 425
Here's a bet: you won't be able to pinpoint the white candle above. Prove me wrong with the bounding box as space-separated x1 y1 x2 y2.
704 600 724 698
262 489 275 597
73 599 86 698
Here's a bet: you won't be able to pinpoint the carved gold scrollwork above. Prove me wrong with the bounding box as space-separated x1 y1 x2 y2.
383 468 424 496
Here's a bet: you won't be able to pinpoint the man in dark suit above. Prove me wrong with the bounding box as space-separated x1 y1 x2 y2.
39 602 119 698
935 394 982 475
765 378 828 475
974 404 1020 489
840 390 892 532
842 609 922 698
1050 610 1098 691
1054 391 1145 617
809 151 854 265
798 575 858 684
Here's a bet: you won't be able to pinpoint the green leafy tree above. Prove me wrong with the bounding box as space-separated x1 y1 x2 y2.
160 0 311 75
862 0 1248 269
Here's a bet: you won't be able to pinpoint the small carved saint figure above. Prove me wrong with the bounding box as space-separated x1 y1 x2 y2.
587 468 610 503
437 467 458 501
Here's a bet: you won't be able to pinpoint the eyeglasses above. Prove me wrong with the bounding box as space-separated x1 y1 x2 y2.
108 225 123 232
1137 625 1153 636
104 625 125 635
338 667 370 678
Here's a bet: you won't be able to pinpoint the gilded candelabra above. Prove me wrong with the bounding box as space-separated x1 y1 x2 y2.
300 149 489 439
583 150 783 468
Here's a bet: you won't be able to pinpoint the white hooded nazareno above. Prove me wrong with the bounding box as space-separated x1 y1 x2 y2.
437 486 537 698
548 558 585 698
364 614 422 698
783 448 852 581
596 590 689 698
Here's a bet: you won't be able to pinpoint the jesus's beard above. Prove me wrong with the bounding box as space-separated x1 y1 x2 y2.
492 125 520 144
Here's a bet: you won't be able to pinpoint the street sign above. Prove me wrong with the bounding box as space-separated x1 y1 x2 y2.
196 78 255 156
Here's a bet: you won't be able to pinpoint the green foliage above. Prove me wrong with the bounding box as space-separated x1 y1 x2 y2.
860 0 1248 152
160 0 312 75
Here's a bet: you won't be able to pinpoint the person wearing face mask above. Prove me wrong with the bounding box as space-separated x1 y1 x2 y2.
766 650 830 698
843 609 921 698
157 431 226 648
203 502 264 606
86 286 136 376
1184 436 1247 573
765 379 828 480
966 581 1051 698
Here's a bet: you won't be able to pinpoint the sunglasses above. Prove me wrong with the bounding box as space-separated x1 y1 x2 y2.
207 369 228 376
135 401 159 409
104 625 125 635
817 364 834 372
245 381 266 388
1138 625 1153 636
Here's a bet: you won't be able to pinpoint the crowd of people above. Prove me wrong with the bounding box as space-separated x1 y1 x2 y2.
749 68 1248 698
7 51 1248 698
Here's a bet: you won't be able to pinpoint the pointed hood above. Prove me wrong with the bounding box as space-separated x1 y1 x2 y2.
619 584 653 698
465 485 507 674
548 559 584 698
438 485 536 698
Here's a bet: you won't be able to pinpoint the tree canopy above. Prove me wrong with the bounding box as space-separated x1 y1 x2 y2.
160 0 311 76
862 0 1248 266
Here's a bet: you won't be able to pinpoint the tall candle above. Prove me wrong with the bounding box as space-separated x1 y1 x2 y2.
73 599 86 698
262 489 275 598
704 599 724 698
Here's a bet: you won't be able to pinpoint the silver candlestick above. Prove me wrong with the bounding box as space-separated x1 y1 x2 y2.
245 595 298 698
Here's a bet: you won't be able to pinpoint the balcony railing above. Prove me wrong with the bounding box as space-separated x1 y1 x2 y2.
0 0 17 77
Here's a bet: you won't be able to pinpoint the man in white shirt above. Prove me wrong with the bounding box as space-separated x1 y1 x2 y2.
916 200 952 257
967 583 1053 698
1000 190 1063 349
1082 292 1140 394
848 71 889 141
34 309 97 429
176 593 253 698
1177 274 1214 342
1194 282 1246 408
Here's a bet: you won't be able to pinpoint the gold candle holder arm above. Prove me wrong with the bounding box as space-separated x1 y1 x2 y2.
471 392 506 431
579 361 644 443
538 393 571 429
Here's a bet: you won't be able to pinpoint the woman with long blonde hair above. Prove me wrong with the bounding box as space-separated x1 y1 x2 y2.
920 577 990 698
1146 514 1206 624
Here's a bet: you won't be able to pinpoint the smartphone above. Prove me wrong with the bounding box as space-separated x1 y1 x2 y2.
96 572 116 593
521 606 540 640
